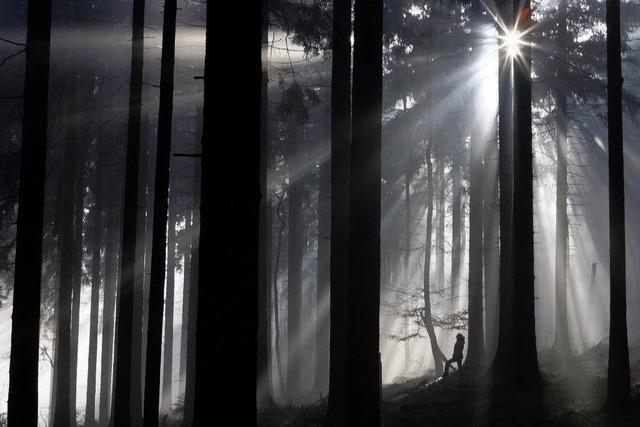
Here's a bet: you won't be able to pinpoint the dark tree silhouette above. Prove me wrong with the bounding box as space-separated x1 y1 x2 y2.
113 0 146 423
7 0 52 424
511 0 540 388
328 0 351 424
193 0 261 424
605 0 631 408
161 182 177 414
346 0 383 424
494 0 515 380
144 0 177 423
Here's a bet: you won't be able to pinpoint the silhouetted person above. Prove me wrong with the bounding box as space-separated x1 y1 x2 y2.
443 334 465 376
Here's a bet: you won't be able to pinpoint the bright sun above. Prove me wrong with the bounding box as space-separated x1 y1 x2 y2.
503 30 522 58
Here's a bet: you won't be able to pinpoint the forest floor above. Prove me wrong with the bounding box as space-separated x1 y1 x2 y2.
258 343 640 426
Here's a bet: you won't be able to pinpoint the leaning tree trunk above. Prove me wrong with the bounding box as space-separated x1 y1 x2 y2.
346 0 383 424
143 0 177 423
112 0 145 422
551 0 571 361
511 0 540 388
605 0 631 407
423 142 447 376
7 0 52 423
327 0 352 424
192 0 261 423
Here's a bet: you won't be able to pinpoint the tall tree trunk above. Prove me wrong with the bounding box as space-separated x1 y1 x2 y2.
272 194 287 398
552 0 571 361
161 184 178 414
99 183 119 427
511 0 540 388
404 163 412 371
131 113 150 426
69 128 86 426
451 156 461 302
436 155 445 292
182 121 201 427
53 83 80 427
7 0 52 422
85 141 104 427
493 0 515 379
179 200 192 402
286 122 304 401
483 127 500 361
314 159 330 397
143 0 177 423
467 133 485 369
257 0 274 404
327 0 352 424
423 143 446 376
113 0 146 422
192 0 261 423
605 0 630 407
347 0 382 424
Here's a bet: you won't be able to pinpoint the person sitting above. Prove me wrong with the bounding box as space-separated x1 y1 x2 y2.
443 334 465 377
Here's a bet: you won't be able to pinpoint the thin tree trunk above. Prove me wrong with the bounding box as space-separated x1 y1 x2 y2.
131 113 150 426
85 141 104 427
313 159 330 397
423 142 446 376
605 0 630 407
511 0 540 388
161 185 178 414
143 0 177 422
347 0 382 423
483 128 499 361
53 86 80 427
327 0 351 424
179 202 192 402
286 121 304 400
99 183 119 427
451 156 461 302
436 155 445 292
552 0 571 361
7 0 52 422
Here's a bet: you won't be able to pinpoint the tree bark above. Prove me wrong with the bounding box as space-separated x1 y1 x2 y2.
7 0 52 422
451 156 462 302
112 0 146 422
143 0 177 423
511 0 540 388
327 0 351 424
192 0 261 423
605 0 631 407
436 155 445 292
347 0 382 423
493 0 515 380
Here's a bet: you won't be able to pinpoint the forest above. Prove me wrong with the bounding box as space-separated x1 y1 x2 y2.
1 0 640 425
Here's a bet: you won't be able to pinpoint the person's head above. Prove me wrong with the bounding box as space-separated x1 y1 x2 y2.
456 333 465 342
